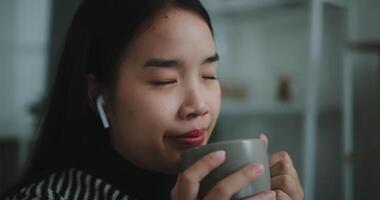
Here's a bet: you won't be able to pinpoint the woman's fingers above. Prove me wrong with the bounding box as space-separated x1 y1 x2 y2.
270 157 299 181
244 191 276 200
269 151 299 180
184 150 226 182
269 151 304 200
244 190 291 200
271 174 304 200
257 134 269 148
171 151 226 200
274 190 292 200
269 151 294 167
203 163 265 200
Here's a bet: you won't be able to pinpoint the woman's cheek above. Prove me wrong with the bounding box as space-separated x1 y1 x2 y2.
133 88 181 121
208 85 221 113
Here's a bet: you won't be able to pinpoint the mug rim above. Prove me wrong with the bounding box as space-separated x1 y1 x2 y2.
181 138 265 155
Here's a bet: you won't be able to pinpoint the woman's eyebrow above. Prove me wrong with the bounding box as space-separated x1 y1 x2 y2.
202 53 219 64
143 53 219 68
143 59 178 68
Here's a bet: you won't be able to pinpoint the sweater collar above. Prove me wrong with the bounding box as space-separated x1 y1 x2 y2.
81 139 177 200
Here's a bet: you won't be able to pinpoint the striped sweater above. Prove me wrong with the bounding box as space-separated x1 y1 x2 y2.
3 141 176 200
4 168 134 200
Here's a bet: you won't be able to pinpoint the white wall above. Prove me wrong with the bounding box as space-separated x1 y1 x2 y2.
0 0 51 139
347 0 380 199
348 0 380 41
0 0 17 136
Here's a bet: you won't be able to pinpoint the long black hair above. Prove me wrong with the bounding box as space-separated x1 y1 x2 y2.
2 0 213 197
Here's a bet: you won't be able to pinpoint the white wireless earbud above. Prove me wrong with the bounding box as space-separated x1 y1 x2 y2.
96 95 110 128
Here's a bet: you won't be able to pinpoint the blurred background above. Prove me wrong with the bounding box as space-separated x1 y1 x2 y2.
0 0 379 199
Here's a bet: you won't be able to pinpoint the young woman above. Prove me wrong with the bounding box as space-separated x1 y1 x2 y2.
2 0 303 199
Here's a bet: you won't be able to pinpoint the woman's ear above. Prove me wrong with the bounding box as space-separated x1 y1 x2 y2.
87 74 111 129
87 74 100 112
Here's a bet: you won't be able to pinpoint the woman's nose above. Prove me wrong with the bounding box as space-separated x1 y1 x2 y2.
178 89 209 120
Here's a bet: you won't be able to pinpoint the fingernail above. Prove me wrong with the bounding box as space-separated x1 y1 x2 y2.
211 150 225 160
249 163 264 175
265 191 276 199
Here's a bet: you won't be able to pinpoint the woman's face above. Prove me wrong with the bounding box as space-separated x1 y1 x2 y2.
108 7 221 174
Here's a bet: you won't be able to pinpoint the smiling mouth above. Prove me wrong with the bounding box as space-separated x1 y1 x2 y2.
167 129 206 149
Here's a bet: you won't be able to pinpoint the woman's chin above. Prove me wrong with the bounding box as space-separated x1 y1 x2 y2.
168 154 182 174
159 160 181 175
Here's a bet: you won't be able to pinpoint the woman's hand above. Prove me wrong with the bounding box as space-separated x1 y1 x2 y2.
171 150 276 200
171 134 303 200
258 134 304 200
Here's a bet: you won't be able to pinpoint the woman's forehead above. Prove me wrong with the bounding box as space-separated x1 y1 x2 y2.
125 6 215 63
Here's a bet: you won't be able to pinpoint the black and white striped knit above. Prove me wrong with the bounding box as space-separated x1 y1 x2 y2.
2 141 177 200
4 168 132 200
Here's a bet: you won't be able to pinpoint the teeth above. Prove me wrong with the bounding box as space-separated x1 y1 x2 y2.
173 134 197 138
172 133 200 138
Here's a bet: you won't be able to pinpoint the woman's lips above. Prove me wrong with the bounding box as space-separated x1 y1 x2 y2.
168 129 206 148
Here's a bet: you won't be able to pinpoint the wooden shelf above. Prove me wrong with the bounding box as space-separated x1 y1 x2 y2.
348 41 380 53
346 149 380 162
220 102 303 116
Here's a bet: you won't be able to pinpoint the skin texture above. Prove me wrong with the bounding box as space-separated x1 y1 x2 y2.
88 6 304 200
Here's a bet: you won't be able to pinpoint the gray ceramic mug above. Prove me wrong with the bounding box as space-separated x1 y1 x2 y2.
180 139 271 200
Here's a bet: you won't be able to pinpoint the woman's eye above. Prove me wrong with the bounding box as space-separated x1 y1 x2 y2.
203 75 219 80
149 80 177 85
